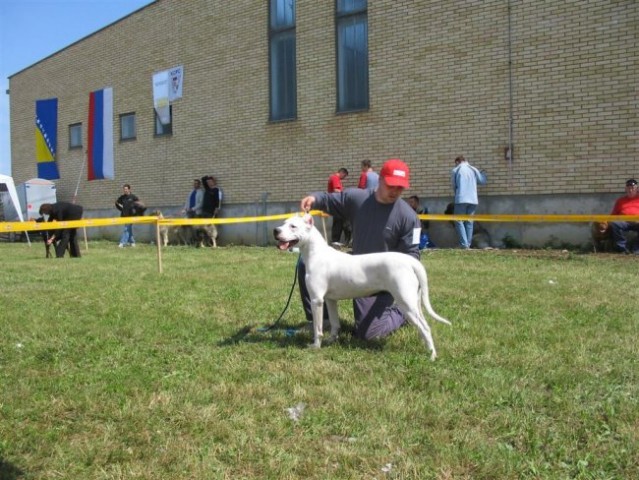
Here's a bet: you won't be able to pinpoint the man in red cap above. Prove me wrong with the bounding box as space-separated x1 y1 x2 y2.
610 178 639 254
298 158 422 340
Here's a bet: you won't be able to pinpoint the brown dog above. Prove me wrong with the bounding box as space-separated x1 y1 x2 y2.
197 223 218 248
591 221 612 252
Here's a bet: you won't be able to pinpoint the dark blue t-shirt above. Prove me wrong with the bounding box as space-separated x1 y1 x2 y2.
311 188 420 259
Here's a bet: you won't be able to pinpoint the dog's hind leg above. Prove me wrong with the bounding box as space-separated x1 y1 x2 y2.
395 290 438 360
405 309 437 360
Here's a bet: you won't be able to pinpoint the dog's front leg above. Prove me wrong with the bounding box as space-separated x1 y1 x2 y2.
325 299 340 343
309 298 324 349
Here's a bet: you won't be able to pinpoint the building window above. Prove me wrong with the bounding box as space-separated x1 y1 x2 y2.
336 0 369 112
69 123 82 149
154 106 173 136
120 112 136 140
269 0 297 121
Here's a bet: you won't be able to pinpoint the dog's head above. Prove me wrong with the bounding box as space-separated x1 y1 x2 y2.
592 221 610 236
273 214 313 250
150 210 164 219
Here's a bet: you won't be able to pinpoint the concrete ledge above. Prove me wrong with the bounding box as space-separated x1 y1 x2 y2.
67 192 625 249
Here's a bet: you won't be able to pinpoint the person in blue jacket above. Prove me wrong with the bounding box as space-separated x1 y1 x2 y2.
450 156 487 249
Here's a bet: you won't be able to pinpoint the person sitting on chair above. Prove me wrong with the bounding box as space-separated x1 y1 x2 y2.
609 178 639 254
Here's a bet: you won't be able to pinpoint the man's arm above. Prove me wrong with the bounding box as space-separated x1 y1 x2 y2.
194 190 204 213
473 166 488 185
398 223 421 259
211 188 221 214
394 205 421 259
479 171 487 185
302 191 349 218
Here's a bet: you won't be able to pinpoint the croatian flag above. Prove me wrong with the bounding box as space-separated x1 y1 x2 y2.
35 98 60 180
87 87 114 180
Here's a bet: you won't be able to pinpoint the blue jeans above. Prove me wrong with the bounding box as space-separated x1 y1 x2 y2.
119 224 135 245
453 203 477 248
610 221 639 253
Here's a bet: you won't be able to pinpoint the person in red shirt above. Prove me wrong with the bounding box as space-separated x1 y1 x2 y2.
326 168 349 244
327 168 348 193
610 178 639 254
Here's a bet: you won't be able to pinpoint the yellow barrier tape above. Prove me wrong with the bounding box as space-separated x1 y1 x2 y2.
419 214 639 223
1 211 637 234
0 216 157 233
158 211 326 227
0 210 327 233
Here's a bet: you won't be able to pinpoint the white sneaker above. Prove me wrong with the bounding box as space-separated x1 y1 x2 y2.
130 243 136 247
118 243 124 248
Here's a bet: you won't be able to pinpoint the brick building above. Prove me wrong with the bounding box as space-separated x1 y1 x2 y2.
8 0 638 246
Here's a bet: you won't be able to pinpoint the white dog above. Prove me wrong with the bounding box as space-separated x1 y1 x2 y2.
150 210 169 247
274 214 451 360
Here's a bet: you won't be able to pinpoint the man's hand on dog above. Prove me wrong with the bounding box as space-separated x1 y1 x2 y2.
300 196 315 213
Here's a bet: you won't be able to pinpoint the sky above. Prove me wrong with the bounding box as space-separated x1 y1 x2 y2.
0 0 154 177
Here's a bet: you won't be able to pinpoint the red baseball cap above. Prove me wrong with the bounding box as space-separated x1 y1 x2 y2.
380 159 410 188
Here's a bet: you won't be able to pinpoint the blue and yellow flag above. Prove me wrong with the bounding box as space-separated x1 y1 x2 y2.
35 98 60 180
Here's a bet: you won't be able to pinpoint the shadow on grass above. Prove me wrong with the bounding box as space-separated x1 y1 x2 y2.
217 322 385 351
0 458 25 480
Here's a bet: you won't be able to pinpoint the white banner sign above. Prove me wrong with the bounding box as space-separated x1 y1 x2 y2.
152 70 170 125
168 65 184 101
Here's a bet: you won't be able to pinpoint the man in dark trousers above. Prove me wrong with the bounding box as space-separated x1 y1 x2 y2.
298 159 420 340
38 202 84 258
115 183 140 247
200 175 222 218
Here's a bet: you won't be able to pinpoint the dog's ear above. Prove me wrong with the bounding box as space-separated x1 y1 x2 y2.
303 213 314 226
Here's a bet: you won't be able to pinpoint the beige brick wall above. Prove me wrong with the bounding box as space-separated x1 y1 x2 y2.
9 0 638 212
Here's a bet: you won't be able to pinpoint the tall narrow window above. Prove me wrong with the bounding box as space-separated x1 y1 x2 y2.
269 0 297 120
336 0 369 112
69 123 82 149
154 106 173 136
120 112 136 141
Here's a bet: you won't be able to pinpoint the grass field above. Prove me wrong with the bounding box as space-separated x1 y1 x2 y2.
0 242 637 479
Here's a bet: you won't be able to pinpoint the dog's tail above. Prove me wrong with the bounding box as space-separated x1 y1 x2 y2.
414 260 452 326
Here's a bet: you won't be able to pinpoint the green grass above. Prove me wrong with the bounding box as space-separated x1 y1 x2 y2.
1 242 637 479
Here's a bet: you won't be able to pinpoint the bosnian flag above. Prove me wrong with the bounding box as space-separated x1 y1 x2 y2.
87 87 114 180
35 98 60 180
